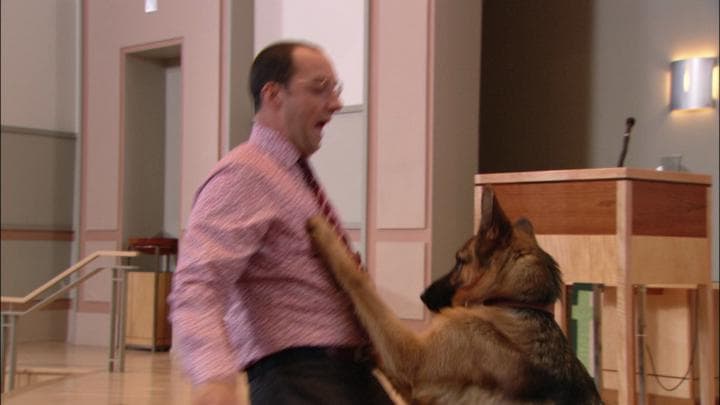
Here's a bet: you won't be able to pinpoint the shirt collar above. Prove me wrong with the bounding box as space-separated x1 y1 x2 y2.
248 122 303 169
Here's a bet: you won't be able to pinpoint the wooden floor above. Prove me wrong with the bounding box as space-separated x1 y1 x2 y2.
2 341 404 405
2 341 246 405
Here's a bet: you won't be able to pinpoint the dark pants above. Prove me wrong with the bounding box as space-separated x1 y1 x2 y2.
246 346 396 405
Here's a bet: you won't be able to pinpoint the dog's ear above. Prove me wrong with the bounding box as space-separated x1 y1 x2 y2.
478 186 513 236
514 217 537 240
476 186 513 262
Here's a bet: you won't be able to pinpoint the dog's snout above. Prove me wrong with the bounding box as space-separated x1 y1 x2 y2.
421 274 456 312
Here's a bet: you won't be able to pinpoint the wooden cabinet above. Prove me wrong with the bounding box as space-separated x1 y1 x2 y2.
124 271 172 351
124 237 177 351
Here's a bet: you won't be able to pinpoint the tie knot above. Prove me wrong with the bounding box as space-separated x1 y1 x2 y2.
297 158 311 171
297 159 318 189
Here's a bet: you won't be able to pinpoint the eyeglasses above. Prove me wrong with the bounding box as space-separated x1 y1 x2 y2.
289 77 343 99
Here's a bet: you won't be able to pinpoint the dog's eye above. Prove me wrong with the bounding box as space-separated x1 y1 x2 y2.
453 257 464 272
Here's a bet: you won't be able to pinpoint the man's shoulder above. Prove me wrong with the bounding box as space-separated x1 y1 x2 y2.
216 142 275 172
192 143 280 206
223 141 261 163
205 142 289 188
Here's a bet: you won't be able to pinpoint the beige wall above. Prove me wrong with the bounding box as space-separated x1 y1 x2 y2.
590 0 719 281
1 0 79 342
1 0 79 132
1 240 72 297
431 0 482 280
1 132 75 230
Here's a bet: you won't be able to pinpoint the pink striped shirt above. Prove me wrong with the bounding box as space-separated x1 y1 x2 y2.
169 123 367 385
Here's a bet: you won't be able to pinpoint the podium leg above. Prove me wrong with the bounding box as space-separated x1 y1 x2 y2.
697 284 716 405
555 284 571 336
635 286 646 405
616 283 636 405
592 284 603 392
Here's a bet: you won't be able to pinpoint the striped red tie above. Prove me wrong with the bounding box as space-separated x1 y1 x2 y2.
297 159 361 265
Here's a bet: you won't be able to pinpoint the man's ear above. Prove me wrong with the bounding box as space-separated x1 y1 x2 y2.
260 82 283 108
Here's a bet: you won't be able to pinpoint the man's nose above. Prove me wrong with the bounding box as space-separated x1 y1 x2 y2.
328 94 343 112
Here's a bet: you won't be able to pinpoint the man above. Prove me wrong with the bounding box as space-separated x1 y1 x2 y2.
169 41 395 405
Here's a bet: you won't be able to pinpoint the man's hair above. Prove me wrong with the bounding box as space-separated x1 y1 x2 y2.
249 40 320 112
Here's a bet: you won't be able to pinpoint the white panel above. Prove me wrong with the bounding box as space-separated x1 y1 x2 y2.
376 0 428 229
252 1 368 237
375 241 426 320
254 0 366 107
312 111 364 226
81 241 118 302
253 0 284 53
281 0 365 106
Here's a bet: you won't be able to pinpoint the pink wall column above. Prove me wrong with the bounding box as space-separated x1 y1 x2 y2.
366 0 434 327
76 1 225 345
365 0 480 329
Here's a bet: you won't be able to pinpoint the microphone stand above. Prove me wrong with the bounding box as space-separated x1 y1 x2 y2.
616 117 635 167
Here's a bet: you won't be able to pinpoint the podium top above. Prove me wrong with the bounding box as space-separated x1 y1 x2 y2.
475 167 711 186
128 237 178 255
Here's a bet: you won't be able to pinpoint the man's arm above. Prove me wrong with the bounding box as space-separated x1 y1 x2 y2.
169 166 270 389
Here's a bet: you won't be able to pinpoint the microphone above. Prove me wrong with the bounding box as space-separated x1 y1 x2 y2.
616 117 635 167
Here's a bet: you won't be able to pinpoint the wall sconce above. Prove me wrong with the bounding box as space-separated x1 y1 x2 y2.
670 57 718 110
145 0 158 13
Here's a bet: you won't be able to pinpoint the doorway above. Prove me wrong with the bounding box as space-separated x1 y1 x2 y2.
122 44 182 244
121 43 181 350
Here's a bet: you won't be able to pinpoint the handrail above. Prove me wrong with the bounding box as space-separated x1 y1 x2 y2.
2 265 137 317
1 250 140 394
1 250 138 305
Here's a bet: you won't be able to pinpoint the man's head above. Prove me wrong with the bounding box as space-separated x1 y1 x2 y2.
250 41 343 157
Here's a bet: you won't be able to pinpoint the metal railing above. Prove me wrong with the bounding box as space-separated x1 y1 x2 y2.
1 250 139 393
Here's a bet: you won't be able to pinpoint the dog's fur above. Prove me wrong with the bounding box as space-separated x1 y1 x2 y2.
306 186 602 405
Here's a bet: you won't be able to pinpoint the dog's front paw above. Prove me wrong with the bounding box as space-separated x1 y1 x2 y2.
306 215 339 249
307 215 359 275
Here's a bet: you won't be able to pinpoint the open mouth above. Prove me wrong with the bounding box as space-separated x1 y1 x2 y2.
315 119 329 131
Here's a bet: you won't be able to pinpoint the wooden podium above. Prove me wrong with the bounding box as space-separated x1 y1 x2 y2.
475 168 716 405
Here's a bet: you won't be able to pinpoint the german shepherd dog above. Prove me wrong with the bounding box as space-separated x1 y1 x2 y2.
306 186 602 404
